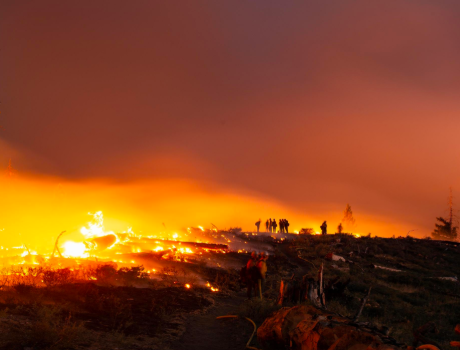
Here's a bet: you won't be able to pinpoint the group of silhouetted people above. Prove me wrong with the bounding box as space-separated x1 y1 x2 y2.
257 218 289 233
256 218 338 235
255 218 351 237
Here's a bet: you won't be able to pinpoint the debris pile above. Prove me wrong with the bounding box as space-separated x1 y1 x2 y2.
257 305 404 350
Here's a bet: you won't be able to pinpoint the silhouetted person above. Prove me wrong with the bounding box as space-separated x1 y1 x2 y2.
285 219 290 233
269 219 273 232
337 223 343 234
245 252 260 299
255 219 261 233
265 219 269 232
256 252 267 299
320 221 327 235
272 219 278 233
279 219 284 233
246 251 257 270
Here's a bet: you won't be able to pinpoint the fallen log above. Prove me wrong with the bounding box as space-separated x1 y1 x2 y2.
87 234 117 251
147 239 228 251
113 235 229 250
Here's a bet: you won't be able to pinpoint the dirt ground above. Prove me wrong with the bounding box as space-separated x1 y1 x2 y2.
169 291 254 350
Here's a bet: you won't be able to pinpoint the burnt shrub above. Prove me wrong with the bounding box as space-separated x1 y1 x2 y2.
159 266 179 287
43 268 74 287
228 227 242 234
13 282 35 295
82 286 133 332
117 265 149 287
93 264 117 285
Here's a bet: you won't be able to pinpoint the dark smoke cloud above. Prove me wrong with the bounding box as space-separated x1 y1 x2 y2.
1 0 460 235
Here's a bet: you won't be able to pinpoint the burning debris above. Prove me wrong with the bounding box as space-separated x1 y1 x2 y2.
0 211 282 296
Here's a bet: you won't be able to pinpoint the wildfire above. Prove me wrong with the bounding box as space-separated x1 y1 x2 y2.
1 209 241 294
61 211 119 258
54 213 229 267
81 211 119 246
62 241 87 258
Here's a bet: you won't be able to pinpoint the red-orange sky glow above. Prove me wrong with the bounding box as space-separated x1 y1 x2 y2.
1 1 460 245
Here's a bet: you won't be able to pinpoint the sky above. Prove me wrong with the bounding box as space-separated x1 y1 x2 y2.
1 0 460 243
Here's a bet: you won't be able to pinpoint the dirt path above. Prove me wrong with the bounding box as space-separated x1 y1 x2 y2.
169 241 313 350
170 290 255 350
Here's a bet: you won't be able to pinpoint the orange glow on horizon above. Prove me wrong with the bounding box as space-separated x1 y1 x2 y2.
0 172 425 257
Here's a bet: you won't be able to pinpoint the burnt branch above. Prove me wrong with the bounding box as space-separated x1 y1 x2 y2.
353 286 372 322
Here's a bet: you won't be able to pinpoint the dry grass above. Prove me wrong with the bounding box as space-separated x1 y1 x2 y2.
0 303 88 350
